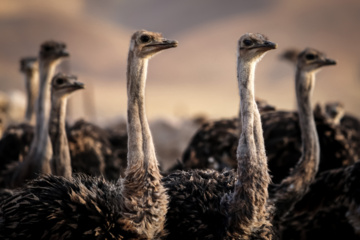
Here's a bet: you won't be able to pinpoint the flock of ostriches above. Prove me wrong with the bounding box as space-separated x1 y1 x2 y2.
0 30 359 239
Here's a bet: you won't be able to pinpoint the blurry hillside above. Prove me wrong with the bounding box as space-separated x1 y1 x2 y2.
1 0 359 125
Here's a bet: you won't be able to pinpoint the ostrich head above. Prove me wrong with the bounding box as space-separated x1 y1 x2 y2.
51 73 84 99
20 57 38 73
297 48 336 73
238 33 277 62
39 41 69 64
129 30 178 59
325 102 345 124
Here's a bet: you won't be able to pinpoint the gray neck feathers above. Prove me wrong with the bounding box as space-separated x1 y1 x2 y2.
27 60 54 174
272 69 320 221
24 69 39 123
11 61 54 187
121 49 167 239
126 55 157 171
295 70 320 177
227 56 270 232
49 94 72 179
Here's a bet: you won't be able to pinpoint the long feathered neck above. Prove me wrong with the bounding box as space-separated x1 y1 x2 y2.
49 94 72 179
295 71 319 168
227 55 271 233
272 69 320 223
34 61 55 150
125 54 158 174
29 60 54 168
24 69 39 123
11 61 54 187
237 59 267 161
122 50 167 239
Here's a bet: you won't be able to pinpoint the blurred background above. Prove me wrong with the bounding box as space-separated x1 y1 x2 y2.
1 0 360 126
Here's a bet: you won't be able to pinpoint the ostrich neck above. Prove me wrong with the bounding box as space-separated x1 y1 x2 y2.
49 95 72 179
237 60 256 142
24 70 39 123
11 61 54 187
122 51 167 239
295 71 319 178
272 70 320 222
228 57 270 231
126 56 157 170
27 61 54 172
237 60 267 159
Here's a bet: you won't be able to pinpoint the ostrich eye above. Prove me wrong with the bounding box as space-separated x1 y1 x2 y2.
140 35 151 43
305 53 316 60
243 39 253 46
43 46 53 52
56 78 65 85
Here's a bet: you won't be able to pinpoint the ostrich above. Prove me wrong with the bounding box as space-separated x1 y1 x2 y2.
163 33 277 239
49 73 84 179
20 57 39 123
271 52 359 240
0 30 178 239
0 57 39 172
270 49 360 240
269 48 336 226
0 41 69 188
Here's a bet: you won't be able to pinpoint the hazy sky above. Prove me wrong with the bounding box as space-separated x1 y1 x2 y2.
1 0 359 124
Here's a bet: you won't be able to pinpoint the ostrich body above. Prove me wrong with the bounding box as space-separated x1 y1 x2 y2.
67 119 123 180
0 123 34 173
178 109 352 183
163 33 277 239
280 161 360 240
106 121 128 178
0 30 177 239
49 73 84 178
176 98 275 172
0 41 68 188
